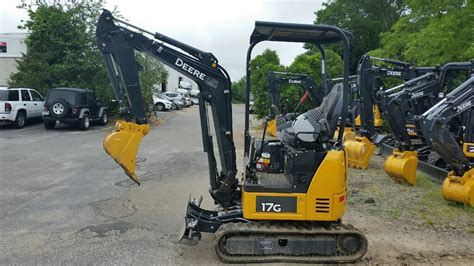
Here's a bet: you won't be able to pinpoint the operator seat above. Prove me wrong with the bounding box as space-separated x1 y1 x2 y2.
276 84 344 144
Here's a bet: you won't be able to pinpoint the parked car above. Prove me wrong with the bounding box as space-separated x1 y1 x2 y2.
190 96 199 105
160 92 186 108
0 87 44 128
152 95 173 111
159 93 184 109
183 95 193 107
42 88 108 130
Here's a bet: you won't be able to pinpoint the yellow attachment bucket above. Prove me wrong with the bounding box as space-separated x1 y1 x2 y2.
103 120 150 185
344 136 376 169
442 169 474 206
267 118 277 137
384 150 418 186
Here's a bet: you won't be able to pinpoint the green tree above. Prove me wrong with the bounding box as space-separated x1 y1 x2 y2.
249 49 284 118
231 77 246 103
371 0 473 65
310 0 405 72
8 1 113 104
285 49 343 113
136 53 168 115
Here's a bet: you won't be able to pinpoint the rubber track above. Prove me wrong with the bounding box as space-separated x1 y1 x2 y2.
214 221 368 263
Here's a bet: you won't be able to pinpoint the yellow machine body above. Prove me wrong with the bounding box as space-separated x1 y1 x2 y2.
462 143 474 158
442 169 474 206
406 124 417 137
267 118 277 137
242 150 347 221
334 127 354 141
103 120 150 184
384 150 418 185
354 105 383 128
344 136 376 169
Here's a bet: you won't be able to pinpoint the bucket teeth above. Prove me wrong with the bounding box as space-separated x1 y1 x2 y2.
384 150 418 186
442 169 474 206
344 136 376 170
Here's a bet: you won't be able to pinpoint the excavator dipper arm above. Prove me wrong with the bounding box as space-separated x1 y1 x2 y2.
419 77 474 205
96 10 238 207
419 77 474 174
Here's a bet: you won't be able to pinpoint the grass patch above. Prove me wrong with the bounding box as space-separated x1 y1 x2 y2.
348 156 474 232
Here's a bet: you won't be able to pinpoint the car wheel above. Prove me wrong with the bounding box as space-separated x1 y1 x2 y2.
13 111 26 129
155 103 165 111
51 100 69 118
78 113 90 130
44 120 56 129
98 111 108 125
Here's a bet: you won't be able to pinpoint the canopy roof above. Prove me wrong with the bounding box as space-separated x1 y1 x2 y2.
250 21 351 44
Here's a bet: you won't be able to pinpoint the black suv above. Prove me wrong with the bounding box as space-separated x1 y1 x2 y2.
42 88 108 130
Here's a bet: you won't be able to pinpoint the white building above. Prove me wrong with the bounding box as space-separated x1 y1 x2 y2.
160 64 197 94
0 33 27 85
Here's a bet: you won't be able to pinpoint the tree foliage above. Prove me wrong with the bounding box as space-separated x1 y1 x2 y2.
136 53 169 115
9 1 110 100
311 0 405 72
8 1 168 117
231 77 246 103
371 0 473 65
249 49 285 118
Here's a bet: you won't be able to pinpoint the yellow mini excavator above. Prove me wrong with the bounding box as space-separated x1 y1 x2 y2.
96 9 367 263
265 71 326 137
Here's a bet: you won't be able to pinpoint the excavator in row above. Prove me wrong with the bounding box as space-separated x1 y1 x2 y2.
344 55 436 170
418 76 474 206
265 71 326 137
96 9 367 263
379 61 473 185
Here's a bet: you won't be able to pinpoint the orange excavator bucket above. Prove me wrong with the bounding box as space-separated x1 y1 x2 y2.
344 136 376 169
103 120 150 184
384 150 418 185
442 169 474 206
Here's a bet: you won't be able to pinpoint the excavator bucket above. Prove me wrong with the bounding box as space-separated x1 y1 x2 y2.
103 120 150 185
267 118 277 137
344 136 376 169
442 169 474 206
384 150 418 185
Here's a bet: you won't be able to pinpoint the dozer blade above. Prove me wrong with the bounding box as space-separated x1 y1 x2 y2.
344 136 376 169
442 169 474 206
103 120 150 185
384 150 418 185
267 118 277 137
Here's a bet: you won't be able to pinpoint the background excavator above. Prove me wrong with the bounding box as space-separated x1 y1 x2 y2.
96 9 367 263
343 54 436 170
265 71 326 137
379 61 473 185
418 76 474 206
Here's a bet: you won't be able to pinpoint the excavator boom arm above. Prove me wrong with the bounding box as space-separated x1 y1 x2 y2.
96 10 238 206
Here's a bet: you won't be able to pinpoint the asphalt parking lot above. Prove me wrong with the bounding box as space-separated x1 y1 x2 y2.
0 106 246 264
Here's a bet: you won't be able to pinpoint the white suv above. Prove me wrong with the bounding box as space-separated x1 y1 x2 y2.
0 87 45 128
